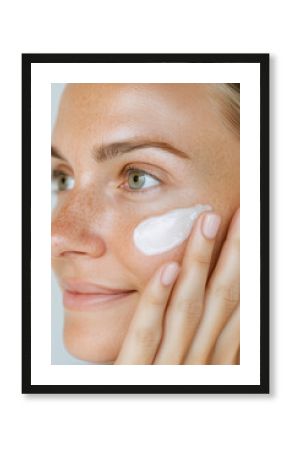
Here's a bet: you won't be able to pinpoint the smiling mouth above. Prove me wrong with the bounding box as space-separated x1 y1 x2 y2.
62 289 137 311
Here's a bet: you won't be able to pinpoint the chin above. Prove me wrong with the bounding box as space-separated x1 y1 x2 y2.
63 299 137 364
63 325 119 363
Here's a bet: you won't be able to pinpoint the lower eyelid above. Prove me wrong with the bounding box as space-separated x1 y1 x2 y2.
122 186 162 195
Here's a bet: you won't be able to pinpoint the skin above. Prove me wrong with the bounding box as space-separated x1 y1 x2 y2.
51 83 240 363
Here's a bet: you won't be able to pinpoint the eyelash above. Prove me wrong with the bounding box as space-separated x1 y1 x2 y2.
51 165 162 194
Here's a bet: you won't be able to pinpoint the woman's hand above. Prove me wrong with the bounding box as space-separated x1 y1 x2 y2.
114 208 240 365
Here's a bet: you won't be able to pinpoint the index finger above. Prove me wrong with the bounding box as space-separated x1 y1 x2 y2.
154 211 221 364
115 262 180 364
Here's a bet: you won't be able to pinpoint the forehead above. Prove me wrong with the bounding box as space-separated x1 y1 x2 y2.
54 84 218 126
52 84 237 171
59 83 211 118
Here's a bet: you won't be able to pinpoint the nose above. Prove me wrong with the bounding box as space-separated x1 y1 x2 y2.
51 193 107 260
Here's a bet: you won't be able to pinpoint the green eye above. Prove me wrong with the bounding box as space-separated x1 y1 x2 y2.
51 170 75 193
128 170 146 190
127 169 160 191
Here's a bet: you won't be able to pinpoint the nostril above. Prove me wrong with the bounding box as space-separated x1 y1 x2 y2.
60 250 87 257
51 222 107 259
51 232 107 258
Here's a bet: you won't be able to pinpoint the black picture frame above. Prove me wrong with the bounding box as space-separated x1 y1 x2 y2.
22 53 269 394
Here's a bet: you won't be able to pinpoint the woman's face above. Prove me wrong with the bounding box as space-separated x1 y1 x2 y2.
51 83 239 363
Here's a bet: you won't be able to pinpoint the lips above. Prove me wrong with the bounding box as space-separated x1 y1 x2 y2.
61 279 136 311
62 279 134 295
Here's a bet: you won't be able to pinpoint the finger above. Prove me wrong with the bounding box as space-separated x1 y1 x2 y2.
210 304 240 364
115 262 180 365
154 212 221 364
185 208 240 364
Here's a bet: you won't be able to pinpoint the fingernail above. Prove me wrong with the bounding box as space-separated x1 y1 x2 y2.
160 262 180 287
202 213 221 240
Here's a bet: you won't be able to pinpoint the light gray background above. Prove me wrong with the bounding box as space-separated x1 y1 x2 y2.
51 83 89 364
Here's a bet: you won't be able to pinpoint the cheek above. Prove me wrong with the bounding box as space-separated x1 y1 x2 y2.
111 215 188 289
109 201 238 292
124 246 187 290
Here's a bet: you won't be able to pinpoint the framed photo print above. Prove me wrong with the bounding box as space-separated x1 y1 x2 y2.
22 53 269 394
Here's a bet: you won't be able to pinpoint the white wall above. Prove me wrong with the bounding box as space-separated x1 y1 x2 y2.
2 2 288 450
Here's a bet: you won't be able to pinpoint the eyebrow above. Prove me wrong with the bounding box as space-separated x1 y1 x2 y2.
51 139 190 162
51 146 66 160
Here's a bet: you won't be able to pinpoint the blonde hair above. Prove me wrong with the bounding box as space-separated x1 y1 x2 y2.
209 83 240 138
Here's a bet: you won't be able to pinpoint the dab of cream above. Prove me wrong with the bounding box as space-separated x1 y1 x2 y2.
133 204 212 256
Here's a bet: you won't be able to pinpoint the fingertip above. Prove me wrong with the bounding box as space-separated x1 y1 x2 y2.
160 262 180 287
201 213 222 240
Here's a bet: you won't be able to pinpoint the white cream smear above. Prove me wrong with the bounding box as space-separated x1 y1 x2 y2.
133 204 212 255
